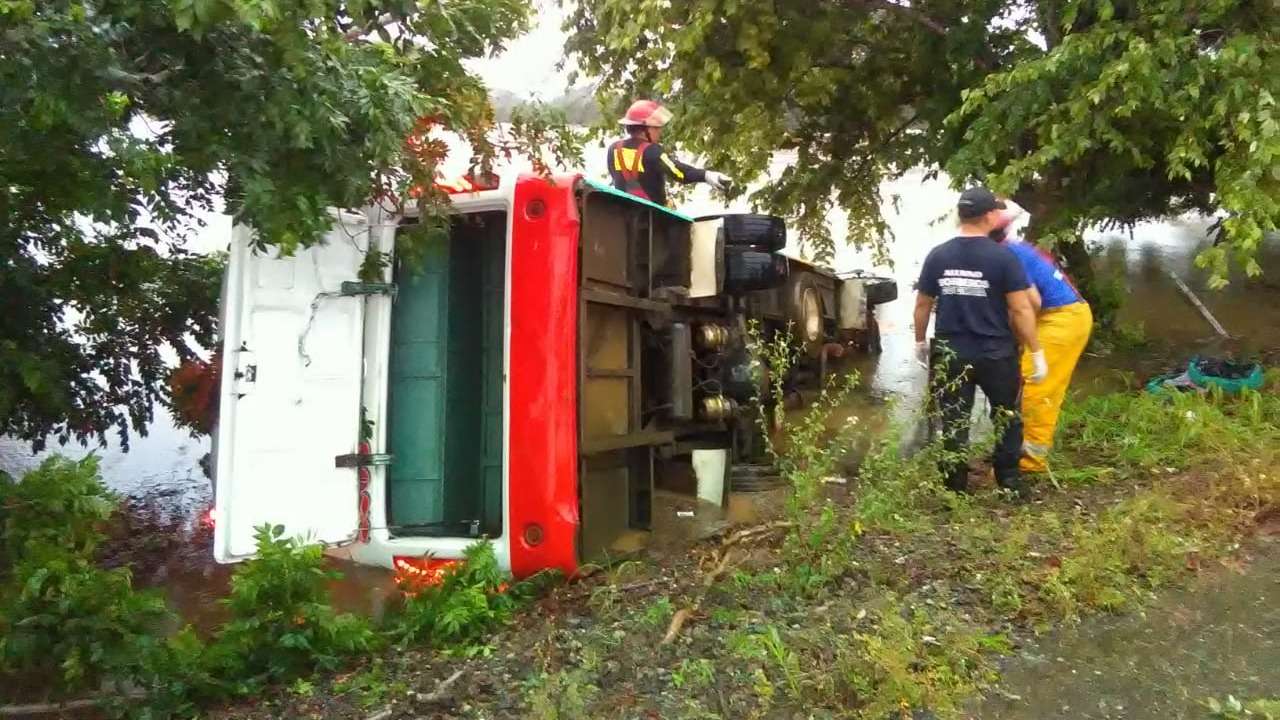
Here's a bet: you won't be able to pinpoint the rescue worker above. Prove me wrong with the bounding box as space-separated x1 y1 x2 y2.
913 187 1046 497
607 100 733 207
989 210 1094 473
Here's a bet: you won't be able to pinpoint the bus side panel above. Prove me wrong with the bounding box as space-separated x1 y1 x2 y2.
508 175 582 577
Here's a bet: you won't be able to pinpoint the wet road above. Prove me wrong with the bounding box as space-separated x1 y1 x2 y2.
972 538 1280 720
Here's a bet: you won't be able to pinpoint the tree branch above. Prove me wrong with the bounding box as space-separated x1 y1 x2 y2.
343 12 396 42
845 109 921 182
838 0 948 37
835 0 994 69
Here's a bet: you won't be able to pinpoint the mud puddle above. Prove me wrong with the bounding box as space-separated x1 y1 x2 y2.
98 486 400 635
972 537 1280 720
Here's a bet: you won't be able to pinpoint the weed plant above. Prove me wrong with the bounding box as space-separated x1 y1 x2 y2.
0 457 170 696
0 455 549 717
1208 696 1280 719
391 541 548 650
206 525 378 693
747 321 862 511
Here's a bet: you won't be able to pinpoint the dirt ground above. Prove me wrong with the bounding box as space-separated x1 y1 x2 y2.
200 460 1280 720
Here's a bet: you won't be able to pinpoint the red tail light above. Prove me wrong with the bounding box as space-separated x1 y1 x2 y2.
392 556 459 593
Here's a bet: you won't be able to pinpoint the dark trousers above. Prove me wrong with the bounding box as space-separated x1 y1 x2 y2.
931 352 1023 491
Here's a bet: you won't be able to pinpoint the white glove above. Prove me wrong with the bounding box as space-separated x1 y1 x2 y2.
1028 349 1049 384
705 171 734 191
914 341 930 367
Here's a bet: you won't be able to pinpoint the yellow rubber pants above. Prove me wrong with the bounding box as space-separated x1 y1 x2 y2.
1019 302 1093 472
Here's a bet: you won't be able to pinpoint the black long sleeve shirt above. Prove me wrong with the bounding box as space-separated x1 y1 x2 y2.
606 138 707 207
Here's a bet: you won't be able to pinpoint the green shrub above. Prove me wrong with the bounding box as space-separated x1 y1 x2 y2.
391 541 540 648
0 455 117 569
0 554 169 695
130 628 220 719
206 525 377 693
0 455 170 697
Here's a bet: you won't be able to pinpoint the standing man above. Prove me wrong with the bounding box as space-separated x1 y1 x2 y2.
607 99 733 207
989 212 1094 473
913 188 1047 496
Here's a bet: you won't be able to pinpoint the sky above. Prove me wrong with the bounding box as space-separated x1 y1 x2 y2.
468 1 573 98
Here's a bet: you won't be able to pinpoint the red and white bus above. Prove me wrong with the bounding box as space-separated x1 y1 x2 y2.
211 173 895 578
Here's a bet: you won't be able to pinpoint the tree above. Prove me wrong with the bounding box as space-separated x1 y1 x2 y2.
564 0 1279 309
1 0 578 450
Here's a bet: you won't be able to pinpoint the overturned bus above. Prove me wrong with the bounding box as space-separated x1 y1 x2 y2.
211 174 895 578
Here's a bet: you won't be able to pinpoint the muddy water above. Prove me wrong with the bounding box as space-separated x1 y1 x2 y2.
972 540 1280 720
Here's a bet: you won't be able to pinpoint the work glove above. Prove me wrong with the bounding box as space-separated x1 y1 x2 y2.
1028 349 1049 384
914 341 930 368
705 171 734 191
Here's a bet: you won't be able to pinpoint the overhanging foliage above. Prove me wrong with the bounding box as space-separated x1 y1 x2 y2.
565 0 1279 277
1 0 579 448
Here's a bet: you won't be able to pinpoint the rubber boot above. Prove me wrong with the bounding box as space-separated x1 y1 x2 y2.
996 471 1030 501
943 464 969 494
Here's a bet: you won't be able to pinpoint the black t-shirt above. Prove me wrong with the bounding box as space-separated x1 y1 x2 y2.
918 235 1029 359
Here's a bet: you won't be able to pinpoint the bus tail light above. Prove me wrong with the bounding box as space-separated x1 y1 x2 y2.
392 556 458 593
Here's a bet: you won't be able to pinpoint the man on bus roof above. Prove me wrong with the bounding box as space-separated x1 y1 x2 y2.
607 99 734 208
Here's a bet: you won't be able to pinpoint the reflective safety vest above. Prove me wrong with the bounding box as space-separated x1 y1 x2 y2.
609 140 652 201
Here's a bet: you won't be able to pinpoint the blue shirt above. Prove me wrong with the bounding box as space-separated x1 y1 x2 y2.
918 236 1029 359
1007 242 1082 309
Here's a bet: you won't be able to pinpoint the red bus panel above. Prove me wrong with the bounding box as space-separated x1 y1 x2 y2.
507 174 582 577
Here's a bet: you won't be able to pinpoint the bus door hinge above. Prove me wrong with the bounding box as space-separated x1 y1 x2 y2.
335 453 394 469
340 281 397 299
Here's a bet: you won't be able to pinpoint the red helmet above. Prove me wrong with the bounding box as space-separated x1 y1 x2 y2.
619 99 674 127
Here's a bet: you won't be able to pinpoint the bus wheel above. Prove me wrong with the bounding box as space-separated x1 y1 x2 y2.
789 276 824 357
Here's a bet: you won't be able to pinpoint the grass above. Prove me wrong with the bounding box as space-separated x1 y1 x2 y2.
1051 380 1280 482
1208 696 1280 719
494 353 1280 720
498 378 1280 719
195 369 1280 719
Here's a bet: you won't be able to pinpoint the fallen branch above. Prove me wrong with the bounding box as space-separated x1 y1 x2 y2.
1167 269 1231 339
410 669 464 705
619 578 664 592
722 520 794 549
366 709 393 720
1 690 145 717
703 549 736 588
566 577 666 602
661 607 694 645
